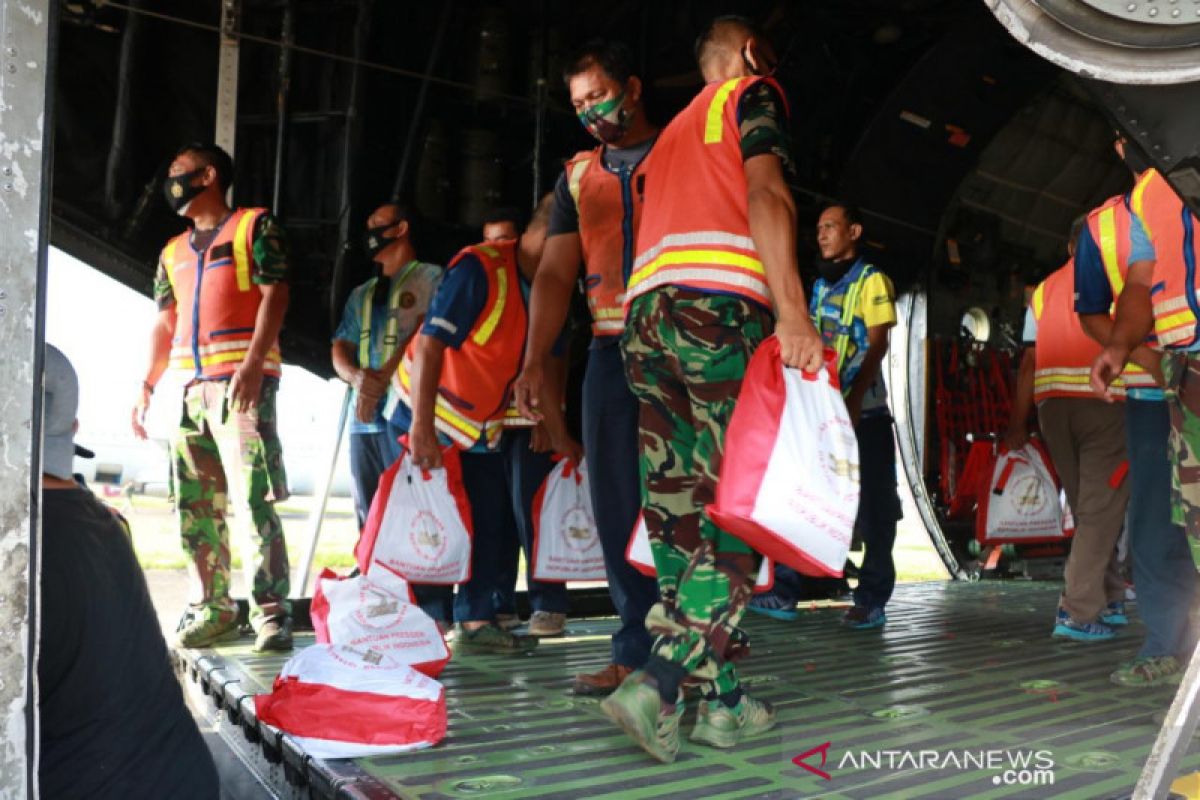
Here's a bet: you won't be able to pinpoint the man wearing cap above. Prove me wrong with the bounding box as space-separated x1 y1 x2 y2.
42 344 219 798
132 142 293 652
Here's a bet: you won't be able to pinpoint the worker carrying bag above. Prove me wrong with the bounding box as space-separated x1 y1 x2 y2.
530 458 606 582
310 567 450 678
354 437 473 585
976 441 1068 545
626 513 776 591
707 339 859 577
255 643 447 759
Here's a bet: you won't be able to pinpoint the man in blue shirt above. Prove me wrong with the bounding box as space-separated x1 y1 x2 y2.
332 203 441 527
393 195 580 650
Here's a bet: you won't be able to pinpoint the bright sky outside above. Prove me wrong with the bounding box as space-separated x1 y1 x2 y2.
46 247 353 495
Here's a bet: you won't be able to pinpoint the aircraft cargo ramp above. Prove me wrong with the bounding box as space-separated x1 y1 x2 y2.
175 581 1200 800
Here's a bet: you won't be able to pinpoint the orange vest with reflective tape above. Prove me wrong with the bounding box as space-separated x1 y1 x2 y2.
1032 261 1123 403
395 241 527 449
1084 190 1157 390
626 76 785 310
564 144 650 336
161 207 282 380
1133 169 1200 349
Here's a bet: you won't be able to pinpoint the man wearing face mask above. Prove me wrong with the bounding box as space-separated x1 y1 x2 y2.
513 38 661 697
132 142 294 652
332 204 442 528
602 17 823 762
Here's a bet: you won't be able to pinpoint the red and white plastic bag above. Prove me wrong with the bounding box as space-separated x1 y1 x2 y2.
310 568 450 678
625 514 775 592
254 643 447 759
531 458 606 582
707 340 859 577
355 440 473 585
976 441 1067 545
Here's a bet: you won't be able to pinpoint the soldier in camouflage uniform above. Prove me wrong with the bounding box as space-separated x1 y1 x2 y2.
132 143 293 652
600 17 824 763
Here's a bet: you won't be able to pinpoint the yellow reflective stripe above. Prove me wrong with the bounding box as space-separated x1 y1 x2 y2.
1031 282 1045 322
1131 171 1155 240
593 307 624 319
477 245 499 259
198 351 281 367
472 266 508 346
1158 310 1194 332
1097 207 1124 296
359 278 377 366
232 210 258 292
397 353 484 445
704 79 741 144
163 240 180 289
634 231 758 270
567 158 590 207
631 249 764 285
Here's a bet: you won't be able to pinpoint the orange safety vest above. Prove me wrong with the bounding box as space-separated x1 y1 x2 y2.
160 207 282 380
626 76 786 310
1133 169 1200 349
1031 260 1123 402
395 241 528 449
564 144 649 336
1084 189 1158 391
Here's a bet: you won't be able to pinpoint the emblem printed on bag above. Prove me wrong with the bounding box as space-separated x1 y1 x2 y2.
353 584 409 630
332 644 398 670
409 510 448 562
818 418 861 498
1008 474 1049 517
560 504 598 552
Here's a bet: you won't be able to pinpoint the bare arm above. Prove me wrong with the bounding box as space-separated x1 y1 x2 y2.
534 352 583 463
513 233 582 420
229 282 290 412
1080 311 1163 386
1090 260 1155 399
408 334 448 469
845 325 890 425
744 153 822 371
131 306 176 439
1004 347 1036 451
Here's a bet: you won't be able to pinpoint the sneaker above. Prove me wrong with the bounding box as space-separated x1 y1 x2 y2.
453 623 539 654
843 606 886 630
599 671 684 763
1100 601 1128 626
495 613 524 632
253 616 294 653
528 610 566 637
1052 614 1115 641
573 663 634 696
176 610 240 649
1110 655 1182 686
691 694 777 748
747 592 798 622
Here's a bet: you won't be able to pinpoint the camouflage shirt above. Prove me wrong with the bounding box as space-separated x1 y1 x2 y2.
737 81 795 176
153 213 290 311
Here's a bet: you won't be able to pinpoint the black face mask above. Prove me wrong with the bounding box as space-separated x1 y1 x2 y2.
163 168 207 214
816 256 854 284
364 223 398 262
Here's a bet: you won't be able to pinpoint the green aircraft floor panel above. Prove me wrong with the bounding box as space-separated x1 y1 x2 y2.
205 581 1200 799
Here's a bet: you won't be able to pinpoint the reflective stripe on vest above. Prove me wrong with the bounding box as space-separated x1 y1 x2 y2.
1031 263 1123 402
394 242 525 449
1091 196 1157 386
1133 169 1200 348
626 76 783 310
812 260 872 382
359 260 422 367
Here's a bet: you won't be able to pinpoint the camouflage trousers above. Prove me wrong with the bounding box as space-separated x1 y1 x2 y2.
1162 352 1200 539
621 287 772 696
171 379 291 627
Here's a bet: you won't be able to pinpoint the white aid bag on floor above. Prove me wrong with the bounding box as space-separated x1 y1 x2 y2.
976 442 1067 545
707 339 858 577
310 568 450 678
531 459 606 581
625 514 775 592
254 644 447 759
354 441 473 585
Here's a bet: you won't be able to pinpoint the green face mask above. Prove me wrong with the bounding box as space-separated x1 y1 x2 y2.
576 91 632 144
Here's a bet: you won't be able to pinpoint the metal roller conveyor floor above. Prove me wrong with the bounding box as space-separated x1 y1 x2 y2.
176 581 1200 799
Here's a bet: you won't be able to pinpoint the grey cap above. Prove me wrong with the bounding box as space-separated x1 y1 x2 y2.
43 344 79 481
